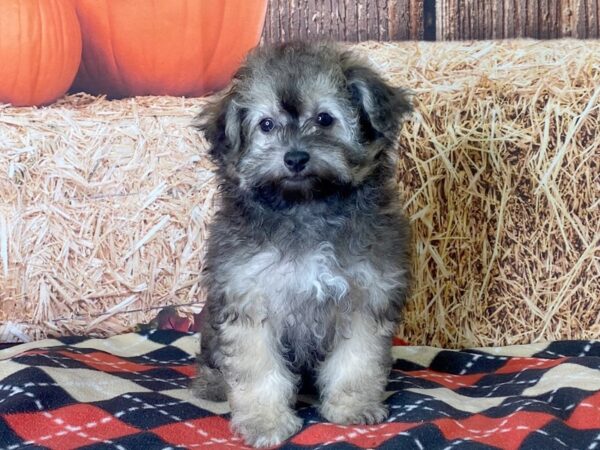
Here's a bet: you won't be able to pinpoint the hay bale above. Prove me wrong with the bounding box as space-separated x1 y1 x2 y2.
0 95 213 341
1 40 598 347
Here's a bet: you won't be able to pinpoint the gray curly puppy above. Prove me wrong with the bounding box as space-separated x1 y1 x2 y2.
192 41 412 448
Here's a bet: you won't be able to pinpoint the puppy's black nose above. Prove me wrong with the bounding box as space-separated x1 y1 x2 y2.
284 150 310 173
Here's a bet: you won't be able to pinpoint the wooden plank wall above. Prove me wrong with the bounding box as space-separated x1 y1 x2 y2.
262 0 426 41
437 0 598 39
261 0 600 41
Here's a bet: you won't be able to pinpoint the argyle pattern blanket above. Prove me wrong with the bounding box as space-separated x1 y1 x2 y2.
1 331 600 450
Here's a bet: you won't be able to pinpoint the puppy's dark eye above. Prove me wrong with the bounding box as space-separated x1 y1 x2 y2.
316 112 334 127
259 118 275 133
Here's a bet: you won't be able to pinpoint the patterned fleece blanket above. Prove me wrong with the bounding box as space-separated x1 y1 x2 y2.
1 330 600 449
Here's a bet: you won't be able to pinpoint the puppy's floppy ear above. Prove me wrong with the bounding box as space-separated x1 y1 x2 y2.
194 88 244 164
342 53 412 142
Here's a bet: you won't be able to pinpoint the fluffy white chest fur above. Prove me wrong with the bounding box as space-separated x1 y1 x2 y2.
218 241 405 320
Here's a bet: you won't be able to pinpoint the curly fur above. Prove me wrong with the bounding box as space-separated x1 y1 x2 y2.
191 41 412 448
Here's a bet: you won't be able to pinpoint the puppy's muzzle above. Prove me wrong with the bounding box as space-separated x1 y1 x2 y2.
284 150 310 173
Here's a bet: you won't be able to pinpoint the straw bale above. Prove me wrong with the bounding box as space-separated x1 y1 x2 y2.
0 40 598 347
0 95 213 341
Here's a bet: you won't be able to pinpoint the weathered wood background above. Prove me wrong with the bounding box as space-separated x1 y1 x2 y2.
262 0 600 41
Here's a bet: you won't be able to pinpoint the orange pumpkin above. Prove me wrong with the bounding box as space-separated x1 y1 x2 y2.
72 0 267 98
0 0 82 106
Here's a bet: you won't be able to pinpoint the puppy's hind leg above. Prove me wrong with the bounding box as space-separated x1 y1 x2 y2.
317 312 393 425
191 314 229 402
191 360 228 402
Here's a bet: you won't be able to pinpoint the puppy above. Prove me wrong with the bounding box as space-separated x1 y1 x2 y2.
192 42 412 448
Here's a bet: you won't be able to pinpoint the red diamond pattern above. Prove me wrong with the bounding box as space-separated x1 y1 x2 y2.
1 332 600 449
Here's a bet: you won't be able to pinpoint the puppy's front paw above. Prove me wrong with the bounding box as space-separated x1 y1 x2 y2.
320 396 388 425
231 409 303 448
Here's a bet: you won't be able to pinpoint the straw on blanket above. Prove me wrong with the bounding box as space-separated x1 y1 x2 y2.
0 40 598 347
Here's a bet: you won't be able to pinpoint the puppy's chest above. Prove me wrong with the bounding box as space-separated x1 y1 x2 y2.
224 243 351 312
